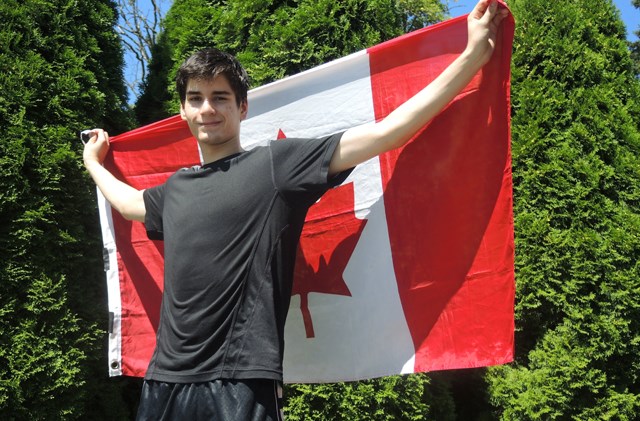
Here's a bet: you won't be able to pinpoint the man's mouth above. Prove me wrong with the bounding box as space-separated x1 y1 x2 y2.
199 121 221 127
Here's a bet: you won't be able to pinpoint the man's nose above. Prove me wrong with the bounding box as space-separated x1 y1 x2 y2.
201 99 216 114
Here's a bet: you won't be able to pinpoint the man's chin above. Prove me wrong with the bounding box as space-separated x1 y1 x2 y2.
197 135 235 147
197 132 219 143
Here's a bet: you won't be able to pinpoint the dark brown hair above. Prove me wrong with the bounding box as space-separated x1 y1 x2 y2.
176 48 249 106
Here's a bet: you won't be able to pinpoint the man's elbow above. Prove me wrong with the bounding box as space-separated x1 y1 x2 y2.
120 204 146 222
114 195 146 222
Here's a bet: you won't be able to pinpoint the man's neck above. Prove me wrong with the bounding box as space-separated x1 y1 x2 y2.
199 139 244 165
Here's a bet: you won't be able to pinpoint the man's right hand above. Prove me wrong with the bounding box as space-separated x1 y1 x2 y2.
83 128 110 168
81 128 147 222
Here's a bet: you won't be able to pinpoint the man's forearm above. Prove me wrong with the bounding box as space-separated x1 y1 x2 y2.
377 49 485 150
331 50 486 174
85 160 146 222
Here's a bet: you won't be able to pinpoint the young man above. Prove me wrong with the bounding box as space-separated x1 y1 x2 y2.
83 1 508 419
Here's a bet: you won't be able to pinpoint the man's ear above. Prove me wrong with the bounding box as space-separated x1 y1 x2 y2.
240 100 248 121
180 102 187 120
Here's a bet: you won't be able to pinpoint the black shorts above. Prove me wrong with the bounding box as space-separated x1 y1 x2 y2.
135 378 284 421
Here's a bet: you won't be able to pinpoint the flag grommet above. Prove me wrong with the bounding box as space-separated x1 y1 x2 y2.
110 361 119 370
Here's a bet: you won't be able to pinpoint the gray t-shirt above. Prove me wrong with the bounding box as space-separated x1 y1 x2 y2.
142 133 350 383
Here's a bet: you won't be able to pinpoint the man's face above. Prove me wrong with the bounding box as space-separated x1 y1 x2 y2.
180 75 248 148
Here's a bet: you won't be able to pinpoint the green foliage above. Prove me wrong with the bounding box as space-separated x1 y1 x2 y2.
136 0 447 123
486 0 640 418
396 0 447 32
134 31 175 125
284 373 454 421
631 0 640 77
0 0 135 418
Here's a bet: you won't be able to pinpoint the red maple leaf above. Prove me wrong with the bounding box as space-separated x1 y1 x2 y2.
277 129 367 338
292 182 367 338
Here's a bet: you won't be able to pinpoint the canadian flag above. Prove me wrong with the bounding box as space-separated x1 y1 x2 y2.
99 9 515 382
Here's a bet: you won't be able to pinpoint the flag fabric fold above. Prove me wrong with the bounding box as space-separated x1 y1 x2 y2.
99 10 515 383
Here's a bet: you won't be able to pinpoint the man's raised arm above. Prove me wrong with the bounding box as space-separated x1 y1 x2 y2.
329 0 509 175
83 129 146 222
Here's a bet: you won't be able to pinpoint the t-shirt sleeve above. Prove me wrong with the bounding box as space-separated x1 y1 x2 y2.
269 132 353 205
143 183 166 240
